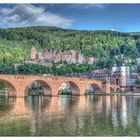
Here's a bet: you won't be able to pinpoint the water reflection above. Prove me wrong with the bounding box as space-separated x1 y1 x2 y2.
1 95 140 136
0 96 16 119
111 96 119 130
120 97 127 129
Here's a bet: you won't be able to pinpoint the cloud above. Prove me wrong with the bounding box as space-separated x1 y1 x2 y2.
68 4 105 10
0 4 74 28
82 4 105 9
110 28 120 32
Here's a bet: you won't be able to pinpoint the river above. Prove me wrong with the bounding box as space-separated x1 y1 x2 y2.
0 95 140 136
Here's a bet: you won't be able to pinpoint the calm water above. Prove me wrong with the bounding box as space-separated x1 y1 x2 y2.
0 95 140 136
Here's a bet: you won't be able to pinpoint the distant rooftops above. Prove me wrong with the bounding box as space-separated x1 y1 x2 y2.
91 69 111 74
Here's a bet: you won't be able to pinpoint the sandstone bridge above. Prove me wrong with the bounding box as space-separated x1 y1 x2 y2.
0 75 120 97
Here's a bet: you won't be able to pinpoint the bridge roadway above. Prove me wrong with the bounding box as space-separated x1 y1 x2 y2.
0 74 120 97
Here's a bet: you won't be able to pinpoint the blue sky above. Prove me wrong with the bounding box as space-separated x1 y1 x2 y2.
0 4 140 32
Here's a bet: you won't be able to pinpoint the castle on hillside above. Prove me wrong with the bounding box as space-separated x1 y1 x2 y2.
25 47 95 65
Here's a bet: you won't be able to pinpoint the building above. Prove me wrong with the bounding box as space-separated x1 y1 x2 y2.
88 69 111 82
136 57 140 65
111 71 121 85
111 63 138 92
26 47 87 65
86 57 96 65
112 63 130 77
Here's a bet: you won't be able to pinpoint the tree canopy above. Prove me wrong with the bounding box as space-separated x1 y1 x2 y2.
0 26 140 67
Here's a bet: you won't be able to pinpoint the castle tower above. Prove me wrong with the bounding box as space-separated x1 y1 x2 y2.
30 47 38 60
71 50 78 63
120 64 126 93
111 63 117 75
78 51 85 64
37 52 43 60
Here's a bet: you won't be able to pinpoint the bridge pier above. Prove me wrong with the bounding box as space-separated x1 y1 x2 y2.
105 83 111 93
16 88 26 97
43 86 52 96
79 88 86 96
102 82 111 94
8 91 16 97
51 84 60 96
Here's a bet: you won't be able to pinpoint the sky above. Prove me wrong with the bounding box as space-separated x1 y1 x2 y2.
0 4 140 32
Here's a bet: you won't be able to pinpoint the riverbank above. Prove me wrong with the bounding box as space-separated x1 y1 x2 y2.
91 93 140 96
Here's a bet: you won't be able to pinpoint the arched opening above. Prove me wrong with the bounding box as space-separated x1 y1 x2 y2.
116 88 120 93
58 81 80 95
0 79 16 97
85 83 102 94
110 87 115 93
25 80 52 96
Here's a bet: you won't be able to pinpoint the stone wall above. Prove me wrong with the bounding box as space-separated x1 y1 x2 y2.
29 48 93 64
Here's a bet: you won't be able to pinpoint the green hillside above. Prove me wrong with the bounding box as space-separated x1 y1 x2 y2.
0 26 140 67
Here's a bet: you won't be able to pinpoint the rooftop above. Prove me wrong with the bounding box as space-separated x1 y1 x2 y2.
91 69 111 74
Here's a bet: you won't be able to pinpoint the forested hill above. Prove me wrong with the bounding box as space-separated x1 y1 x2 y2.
0 26 140 67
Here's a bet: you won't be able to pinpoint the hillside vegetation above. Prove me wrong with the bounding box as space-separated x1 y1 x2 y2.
0 26 140 68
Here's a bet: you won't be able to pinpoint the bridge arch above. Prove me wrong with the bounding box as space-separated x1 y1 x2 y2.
25 80 52 96
0 79 17 97
58 81 80 95
115 87 120 93
110 87 115 93
85 83 102 94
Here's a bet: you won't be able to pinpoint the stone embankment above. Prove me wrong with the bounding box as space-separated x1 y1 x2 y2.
91 93 140 96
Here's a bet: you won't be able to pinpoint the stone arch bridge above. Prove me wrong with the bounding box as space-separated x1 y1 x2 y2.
0 75 120 97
